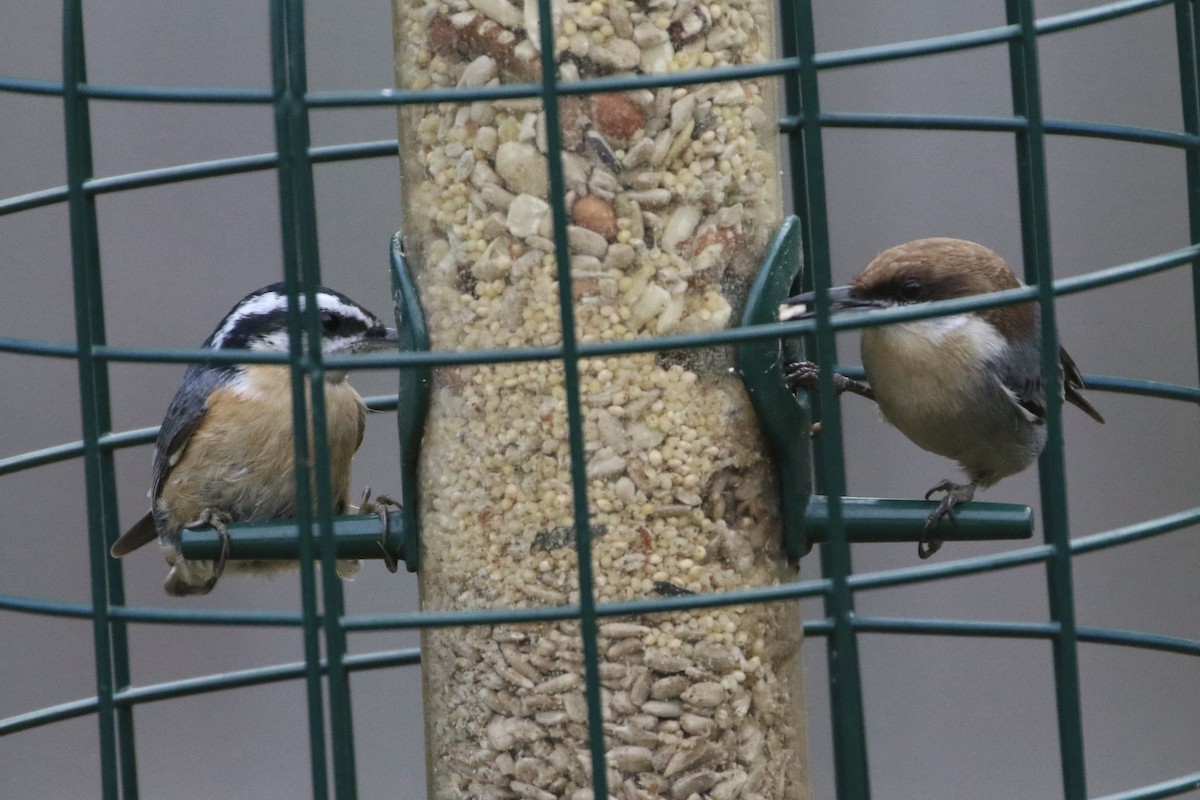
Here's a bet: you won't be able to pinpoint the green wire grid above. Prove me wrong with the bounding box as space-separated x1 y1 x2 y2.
1 1 1199 799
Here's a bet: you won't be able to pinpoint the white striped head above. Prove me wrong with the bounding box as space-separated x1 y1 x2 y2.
205 283 398 355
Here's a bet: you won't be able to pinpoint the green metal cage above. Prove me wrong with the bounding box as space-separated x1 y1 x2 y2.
1 1 1199 798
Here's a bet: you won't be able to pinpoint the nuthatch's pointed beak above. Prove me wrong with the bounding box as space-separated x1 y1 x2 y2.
362 325 401 351
778 285 878 321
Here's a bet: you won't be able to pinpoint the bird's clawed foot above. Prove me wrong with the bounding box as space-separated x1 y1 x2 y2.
920 480 977 559
784 360 876 401
359 488 403 573
784 359 821 394
186 508 233 589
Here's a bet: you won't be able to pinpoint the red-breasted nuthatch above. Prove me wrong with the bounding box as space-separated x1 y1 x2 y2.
780 238 1104 558
110 283 399 596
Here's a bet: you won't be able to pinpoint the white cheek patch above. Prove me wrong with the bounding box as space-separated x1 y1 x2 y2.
899 314 1006 362
225 368 264 399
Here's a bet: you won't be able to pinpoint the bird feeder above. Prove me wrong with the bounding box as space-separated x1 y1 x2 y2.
391 0 811 795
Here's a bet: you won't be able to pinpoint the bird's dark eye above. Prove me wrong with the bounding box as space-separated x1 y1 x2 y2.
899 279 923 302
320 311 343 336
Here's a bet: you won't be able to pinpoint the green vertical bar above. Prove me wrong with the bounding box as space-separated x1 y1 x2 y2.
791 3 871 798
1193 3 1200 378
1174 1 1200 381
61 2 140 798
777 0 814 288
1005 3 1087 798
268 2 335 798
278 1 357 797
532 0 609 794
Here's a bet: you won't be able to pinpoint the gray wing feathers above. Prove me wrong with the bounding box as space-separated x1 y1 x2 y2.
110 366 224 557
992 338 1046 424
991 342 1104 426
150 367 225 499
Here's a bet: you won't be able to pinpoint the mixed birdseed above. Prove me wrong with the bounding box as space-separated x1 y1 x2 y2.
393 0 808 794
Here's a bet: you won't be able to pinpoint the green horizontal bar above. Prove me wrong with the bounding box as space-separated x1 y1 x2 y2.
307 59 801 108
0 0 1164 108
0 75 63 96
0 697 99 737
1069 504 1200 554
843 504 1200 594
81 83 273 104
0 335 78 357
5 108 1194 219
1077 626 1200 658
1094 771 1200 800
180 512 406 565
1020 116 1197 149
806 616 1200 657
97 426 160 449
1 141 398 217
848 544 1055 591
781 111 1200 151
113 647 420 707
838 366 1200 407
84 140 398 194
311 82 556 108
1085 376 1200 404
0 186 71 217
803 495 1033 544
0 592 95 619
781 111 1027 135
814 0 1167 70
107 606 305 626
0 427 152 477
6 107 1192 218
0 592 307 627
817 23 1017 69
850 616 1057 638
1037 0 1170 35
93 344 322 366
0 647 420 737
343 577 831 632
308 139 399 163
1054 243 1200 295
0 441 86 477
8 57 805 111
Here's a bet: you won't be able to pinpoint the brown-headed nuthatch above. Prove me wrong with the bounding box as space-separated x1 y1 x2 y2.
110 283 398 596
780 238 1104 558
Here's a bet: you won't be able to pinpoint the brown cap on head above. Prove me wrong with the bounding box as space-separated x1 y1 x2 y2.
851 238 1035 342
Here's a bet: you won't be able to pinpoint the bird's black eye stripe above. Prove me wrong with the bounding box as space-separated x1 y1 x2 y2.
899 278 923 302
321 311 343 336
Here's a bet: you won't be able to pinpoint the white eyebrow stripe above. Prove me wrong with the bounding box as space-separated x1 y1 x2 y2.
315 293 373 327
209 291 287 348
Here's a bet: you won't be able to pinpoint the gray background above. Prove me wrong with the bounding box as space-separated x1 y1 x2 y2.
1 1 1196 798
